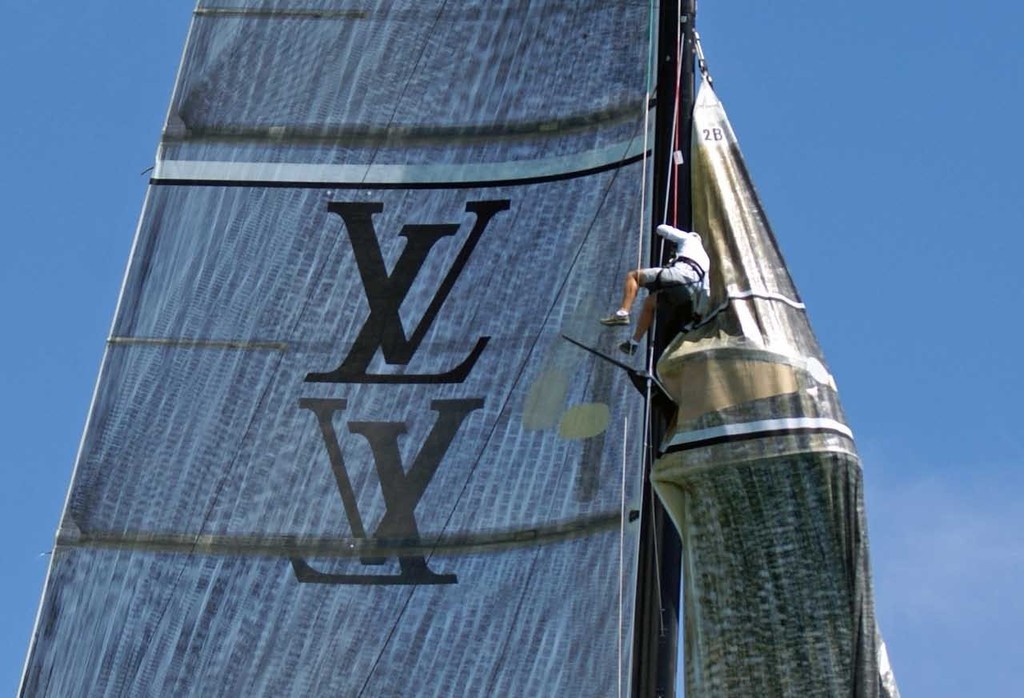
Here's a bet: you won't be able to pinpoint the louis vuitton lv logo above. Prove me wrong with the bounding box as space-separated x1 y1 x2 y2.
306 199 510 384
292 397 484 585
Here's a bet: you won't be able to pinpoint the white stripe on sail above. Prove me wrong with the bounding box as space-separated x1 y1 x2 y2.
153 140 646 184
694 286 806 329
665 417 853 449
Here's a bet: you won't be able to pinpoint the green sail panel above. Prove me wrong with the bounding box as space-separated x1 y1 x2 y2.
21 2 656 696
651 79 900 697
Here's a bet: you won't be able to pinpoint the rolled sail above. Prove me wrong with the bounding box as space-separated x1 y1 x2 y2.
20 3 657 696
651 80 899 697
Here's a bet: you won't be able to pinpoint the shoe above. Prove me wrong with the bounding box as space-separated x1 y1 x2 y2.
618 341 637 356
600 312 630 326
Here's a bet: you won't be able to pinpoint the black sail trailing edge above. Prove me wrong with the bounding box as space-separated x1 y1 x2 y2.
21 2 659 696
651 78 900 696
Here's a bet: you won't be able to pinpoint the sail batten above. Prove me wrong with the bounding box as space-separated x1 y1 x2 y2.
58 512 622 558
152 141 649 187
107 336 291 351
164 103 648 143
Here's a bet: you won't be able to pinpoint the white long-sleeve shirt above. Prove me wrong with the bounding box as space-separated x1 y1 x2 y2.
656 224 710 274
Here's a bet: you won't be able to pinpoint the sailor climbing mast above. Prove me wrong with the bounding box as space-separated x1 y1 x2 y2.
639 4 900 695
631 1 697 696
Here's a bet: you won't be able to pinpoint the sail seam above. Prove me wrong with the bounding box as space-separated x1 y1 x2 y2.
107 336 289 352
59 514 621 558
165 104 646 146
194 9 369 19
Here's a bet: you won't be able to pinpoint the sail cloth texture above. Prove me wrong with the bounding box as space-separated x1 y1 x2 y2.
651 80 900 697
21 2 658 696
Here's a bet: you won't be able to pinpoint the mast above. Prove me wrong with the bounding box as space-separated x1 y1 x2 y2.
631 1 696 696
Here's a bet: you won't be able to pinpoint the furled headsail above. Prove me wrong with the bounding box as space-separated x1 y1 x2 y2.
651 78 900 697
21 2 660 695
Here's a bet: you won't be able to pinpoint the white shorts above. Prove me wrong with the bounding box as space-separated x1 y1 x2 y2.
637 262 702 308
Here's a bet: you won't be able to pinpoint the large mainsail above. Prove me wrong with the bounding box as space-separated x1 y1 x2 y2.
651 78 900 696
21 2 660 696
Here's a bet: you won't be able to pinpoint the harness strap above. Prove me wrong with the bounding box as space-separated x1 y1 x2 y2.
667 256 706 281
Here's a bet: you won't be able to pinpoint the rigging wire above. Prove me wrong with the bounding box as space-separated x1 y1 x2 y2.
660 0 684 230
634 2 657 274
670 9 683 228
694 29 713 86
620 6 660 692
642 0 687 641
618 416 630 698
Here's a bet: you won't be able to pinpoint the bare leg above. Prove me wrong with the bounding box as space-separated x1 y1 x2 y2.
602 269 647 328
617 270 642 314
633 293 658 341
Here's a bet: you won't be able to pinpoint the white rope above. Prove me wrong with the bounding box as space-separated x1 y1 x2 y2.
647 0 684 361
619 6 660 694
618 416 630 698
635 5 656 274
623 3 692 683
646 372 665 638
660 1 684 228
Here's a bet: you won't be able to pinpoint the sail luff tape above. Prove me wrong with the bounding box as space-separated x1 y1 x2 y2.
664 416 853 450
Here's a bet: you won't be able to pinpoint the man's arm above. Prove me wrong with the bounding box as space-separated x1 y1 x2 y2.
656 224 693 245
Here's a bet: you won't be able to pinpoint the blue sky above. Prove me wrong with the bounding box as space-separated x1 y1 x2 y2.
2 2 1022 696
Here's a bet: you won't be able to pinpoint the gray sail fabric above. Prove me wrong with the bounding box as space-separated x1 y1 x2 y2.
21 2 656 696
651 80 900 697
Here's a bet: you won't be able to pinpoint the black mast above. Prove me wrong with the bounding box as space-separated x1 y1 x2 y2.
631 2 696 696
